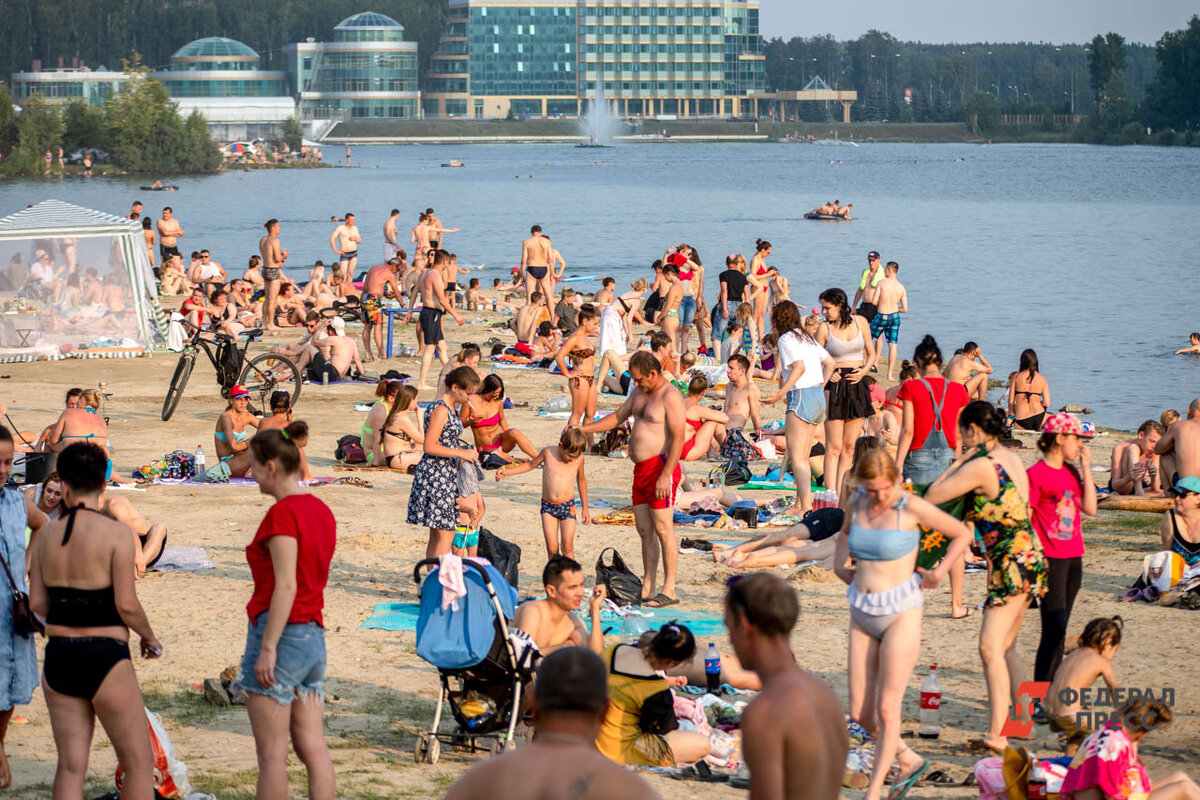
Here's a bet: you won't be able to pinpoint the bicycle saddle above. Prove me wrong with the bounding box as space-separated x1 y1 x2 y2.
241 328 264 339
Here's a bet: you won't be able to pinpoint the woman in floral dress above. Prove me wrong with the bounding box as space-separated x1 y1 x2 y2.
926 400 1047 755
406 367 481 558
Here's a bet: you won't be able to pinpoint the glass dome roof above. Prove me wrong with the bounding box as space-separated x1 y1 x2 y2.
335 11 404 30
172 37 259 60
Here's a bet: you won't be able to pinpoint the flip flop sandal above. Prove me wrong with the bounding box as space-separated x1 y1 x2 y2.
921 770 958 785
643 593 680 608
887 760 928 800
951 608 975 619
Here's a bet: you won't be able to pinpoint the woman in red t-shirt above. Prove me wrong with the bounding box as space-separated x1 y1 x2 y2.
894 336 971 620
1027 413 1097 687
235 421 337 799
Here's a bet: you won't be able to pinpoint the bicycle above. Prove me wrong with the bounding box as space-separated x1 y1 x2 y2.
161 323 301 421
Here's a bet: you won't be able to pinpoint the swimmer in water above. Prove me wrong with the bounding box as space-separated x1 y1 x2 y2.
1175 332 1200 355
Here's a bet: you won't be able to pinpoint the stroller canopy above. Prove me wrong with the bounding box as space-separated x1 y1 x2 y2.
417 561 518 670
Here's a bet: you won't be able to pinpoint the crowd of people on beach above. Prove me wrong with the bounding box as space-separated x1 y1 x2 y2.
2 201 1200 800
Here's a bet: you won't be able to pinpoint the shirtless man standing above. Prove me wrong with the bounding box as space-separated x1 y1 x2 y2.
258 219 289 331
581 350 685 607
156 207 185 277
99 491 168 578
718 354 763 444
725 574 847 800
329 212 362 280
383 208 401 263
444 649 659 800
405 249 464 392
868 261 907 381
944 341 994 401
851 250 884 322
360 259 403 360
1156 398 1200 483
512 555 604 655
521 225 557 325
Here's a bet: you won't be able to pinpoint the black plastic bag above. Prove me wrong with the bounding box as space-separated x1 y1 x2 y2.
477 528 521 591
596 547 643 606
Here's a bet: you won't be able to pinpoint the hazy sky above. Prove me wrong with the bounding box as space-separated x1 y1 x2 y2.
759 0 1196 45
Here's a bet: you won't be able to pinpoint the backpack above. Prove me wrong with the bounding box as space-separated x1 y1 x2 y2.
215 338 244 392
709 456 752 487
335 434 367 464
477 528 521 590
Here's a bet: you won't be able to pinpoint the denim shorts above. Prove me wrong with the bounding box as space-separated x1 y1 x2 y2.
235 612 327 705
678 295 697 326
903 443 954 489
786 386 826 425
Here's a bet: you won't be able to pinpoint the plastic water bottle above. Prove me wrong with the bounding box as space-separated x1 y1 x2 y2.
919 664 941 739
194 445 206 477
544 396 569 411
621 613 650 644
704 642 722 693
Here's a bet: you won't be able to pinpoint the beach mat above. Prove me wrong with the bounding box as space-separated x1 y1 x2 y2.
149 546 215 573
153 476 338 486
361 602 728 636
742 479 797 490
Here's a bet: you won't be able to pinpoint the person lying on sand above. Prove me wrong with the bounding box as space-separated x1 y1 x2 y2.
713 508 844 569
98 489 168 578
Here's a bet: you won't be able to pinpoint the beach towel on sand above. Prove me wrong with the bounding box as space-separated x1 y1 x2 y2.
149 547 215 573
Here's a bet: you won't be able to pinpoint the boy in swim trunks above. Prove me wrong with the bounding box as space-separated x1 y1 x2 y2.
868 261 907 381
497 427 591 559
580 350 685 607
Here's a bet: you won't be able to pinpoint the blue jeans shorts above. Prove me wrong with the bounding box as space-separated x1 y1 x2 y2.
235 612 327 705
786 386 826 425
678 295 697 326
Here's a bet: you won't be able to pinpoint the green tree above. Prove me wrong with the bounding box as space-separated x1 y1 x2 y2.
1 95 64 175
1144 15 1200 130
178 110 222 173
281 117 303 151
62 99 109 151
0 84 18 155
1087 32 1127 102
964 90 1000 133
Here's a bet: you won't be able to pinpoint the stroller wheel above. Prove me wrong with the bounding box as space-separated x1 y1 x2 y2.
427 737 441 764
414 733 440 764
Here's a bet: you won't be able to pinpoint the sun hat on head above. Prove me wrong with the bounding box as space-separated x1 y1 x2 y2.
1041 412 1094 437
229 385 251 399
1169 476 1200 496
329 316 345 335
868 383 886 405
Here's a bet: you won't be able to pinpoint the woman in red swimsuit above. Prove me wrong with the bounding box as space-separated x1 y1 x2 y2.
463 375 538 464
680 375 728 462
748 239 771 334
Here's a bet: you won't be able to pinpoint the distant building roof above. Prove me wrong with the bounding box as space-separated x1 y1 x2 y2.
172 37 259 61
335 11 404 30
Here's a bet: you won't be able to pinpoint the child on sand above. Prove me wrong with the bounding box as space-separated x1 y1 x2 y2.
1045 615 1122 755
496 428 590 559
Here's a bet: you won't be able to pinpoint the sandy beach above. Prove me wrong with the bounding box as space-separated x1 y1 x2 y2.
2 311 1196 800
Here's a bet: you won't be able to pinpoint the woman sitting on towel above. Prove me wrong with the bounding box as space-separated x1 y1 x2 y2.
258 392 311 481
462 375 538 466
214 385 259 477
381 385 423 471
594 623 711 768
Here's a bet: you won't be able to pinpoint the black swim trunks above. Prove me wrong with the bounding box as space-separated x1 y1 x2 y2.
419 307 445 344
526 266 548 280
339 250 359 262
446 282 458 293
857 301 878 322
160 244 181 262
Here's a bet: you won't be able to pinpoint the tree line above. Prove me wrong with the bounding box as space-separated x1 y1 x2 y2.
0 0 446 81
0 62 222 176
763 17 1198 143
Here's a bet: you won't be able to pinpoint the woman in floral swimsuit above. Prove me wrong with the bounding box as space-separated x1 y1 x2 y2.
925 400 1047 755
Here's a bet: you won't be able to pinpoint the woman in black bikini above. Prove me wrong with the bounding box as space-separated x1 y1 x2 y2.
1007 349 1050 432
29 442 162 799
1160 476 1200 567
463 375 539 465
381 385 423 471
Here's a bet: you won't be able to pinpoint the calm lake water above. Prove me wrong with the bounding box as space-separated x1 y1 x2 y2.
3 141 1199 429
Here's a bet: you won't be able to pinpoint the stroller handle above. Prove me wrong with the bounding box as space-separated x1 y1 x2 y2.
412 557 497 587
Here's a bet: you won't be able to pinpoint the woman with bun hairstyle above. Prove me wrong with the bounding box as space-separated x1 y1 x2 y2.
925 401 1047 754
236 422 336 800
380 385 424 471
747 239 771 333
594 622 711 767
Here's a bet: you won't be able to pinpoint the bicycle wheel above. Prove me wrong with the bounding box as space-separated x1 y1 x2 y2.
239 352 302 409
161 352 195 421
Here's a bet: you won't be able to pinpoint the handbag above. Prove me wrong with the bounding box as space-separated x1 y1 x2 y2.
0 546 43 638
595 547 644 606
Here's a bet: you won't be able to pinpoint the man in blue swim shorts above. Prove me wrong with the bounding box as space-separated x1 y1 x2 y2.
868 261 907 382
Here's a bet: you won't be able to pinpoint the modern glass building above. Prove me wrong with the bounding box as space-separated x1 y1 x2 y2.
283 11 420 120
158 37 289 98
423 0 767 119
10 65 128 106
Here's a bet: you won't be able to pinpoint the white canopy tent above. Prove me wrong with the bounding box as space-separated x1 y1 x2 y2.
0 199 163 356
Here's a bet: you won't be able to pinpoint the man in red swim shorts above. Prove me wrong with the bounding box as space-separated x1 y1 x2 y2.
581 350 685 607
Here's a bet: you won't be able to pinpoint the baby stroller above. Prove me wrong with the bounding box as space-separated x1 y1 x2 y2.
411 557 537 764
